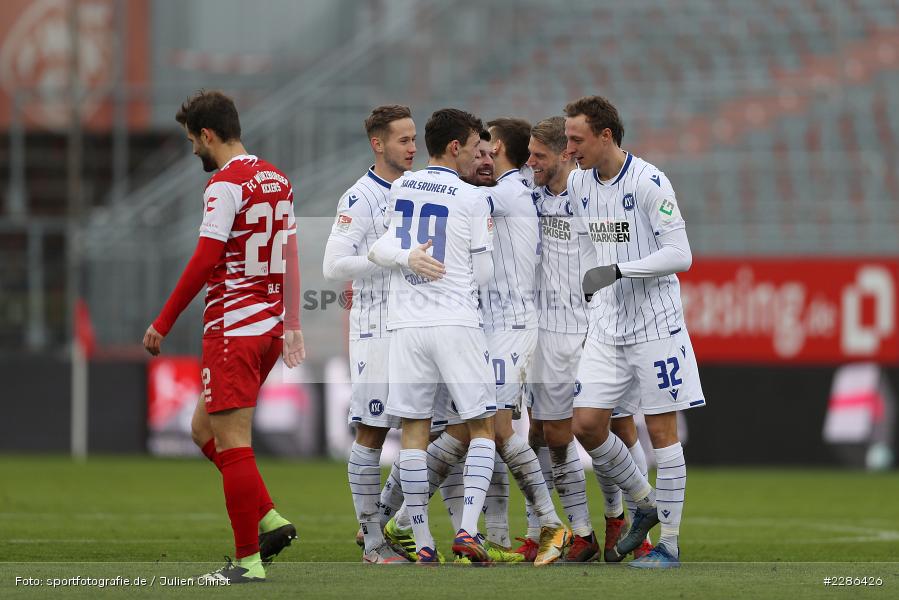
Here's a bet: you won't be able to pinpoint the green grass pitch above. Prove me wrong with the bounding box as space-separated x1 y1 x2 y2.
1 455 898 598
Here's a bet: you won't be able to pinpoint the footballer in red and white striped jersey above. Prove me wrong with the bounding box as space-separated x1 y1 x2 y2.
199 154 297 338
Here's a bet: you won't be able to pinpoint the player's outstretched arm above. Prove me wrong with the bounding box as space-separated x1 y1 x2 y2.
144 237 225 356
368 235 445 281
617 228 692 278
368 229 405 268
322 236 380 282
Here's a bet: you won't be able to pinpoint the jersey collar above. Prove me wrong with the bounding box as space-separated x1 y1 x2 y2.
221 154 256 170
543 185 568 197
593 152 632 186
497 169 520 182
366 166 391 189
426 165 458 176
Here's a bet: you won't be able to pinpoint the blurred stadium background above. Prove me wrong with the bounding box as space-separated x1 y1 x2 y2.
0 0 897 472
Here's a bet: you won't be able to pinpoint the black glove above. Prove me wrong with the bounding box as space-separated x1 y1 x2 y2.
583 264 621 302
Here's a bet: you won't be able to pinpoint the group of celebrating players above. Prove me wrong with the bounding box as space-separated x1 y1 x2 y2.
144 90 704 583
325 99 705 570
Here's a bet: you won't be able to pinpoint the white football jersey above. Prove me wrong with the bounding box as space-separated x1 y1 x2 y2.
481 169 540 333
568 153 687 345
534 185 594 334
327 167 392 340
384 166 493 330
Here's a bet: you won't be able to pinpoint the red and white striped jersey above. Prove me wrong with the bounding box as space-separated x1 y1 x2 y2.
199 154 296 338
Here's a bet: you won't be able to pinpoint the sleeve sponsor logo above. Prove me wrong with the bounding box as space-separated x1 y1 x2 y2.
334 213 352 233
659 199 675 217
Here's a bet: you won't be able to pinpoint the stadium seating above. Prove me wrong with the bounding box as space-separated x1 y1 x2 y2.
71 0 898 350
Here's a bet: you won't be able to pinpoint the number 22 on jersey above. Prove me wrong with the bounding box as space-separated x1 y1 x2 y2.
245 200 291 276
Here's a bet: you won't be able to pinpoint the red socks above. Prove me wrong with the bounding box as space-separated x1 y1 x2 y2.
201 439 221 470
201 440 274 520
257 476 275 519
218 447 262 558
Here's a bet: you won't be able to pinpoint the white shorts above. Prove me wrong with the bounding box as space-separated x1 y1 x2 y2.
487 329 538 412
387 326 496 421
529 330 585 420
431 383 460 431
574 328 706 415
348 337 400 428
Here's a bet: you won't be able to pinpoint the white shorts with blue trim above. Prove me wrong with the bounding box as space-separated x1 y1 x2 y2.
529 329 584 420
387 325 496 421
574 327 706 416
431 384 459 431
348 337 401 428
487 328 538 412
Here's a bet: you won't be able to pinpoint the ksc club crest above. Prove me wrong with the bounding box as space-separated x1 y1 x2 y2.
368 399 384 416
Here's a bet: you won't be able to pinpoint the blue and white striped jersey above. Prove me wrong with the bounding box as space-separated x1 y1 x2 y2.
534 185 594 334
568 153 687 345
481 169 540 333
328 167 392 340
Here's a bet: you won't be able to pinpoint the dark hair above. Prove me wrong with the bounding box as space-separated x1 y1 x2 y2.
364 104 413 140
487 117 532 168
175 90 241 142
563 96 624 146
479 129 491 142
425 108 484 157
530 116 567 154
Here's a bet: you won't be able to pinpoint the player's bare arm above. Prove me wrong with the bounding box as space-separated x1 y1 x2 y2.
142 324 164 356
283 329 305 368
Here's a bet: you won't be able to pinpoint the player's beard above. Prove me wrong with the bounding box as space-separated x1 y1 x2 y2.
534 162 558 188
463 169 496 187
197 148 217 172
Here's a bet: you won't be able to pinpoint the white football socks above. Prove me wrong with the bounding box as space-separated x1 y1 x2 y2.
552 441 593 537
598 474 624 519
377 458 404 526
484 453 510 547
525 445 554 540
587 433 654 510
427 432 467 497
460 438 495 535
399 448 434 552
348 442 385 552
499 434 560 529
439 462 465 532
394 502 411 529
625 440 649 523
654 442 686 556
